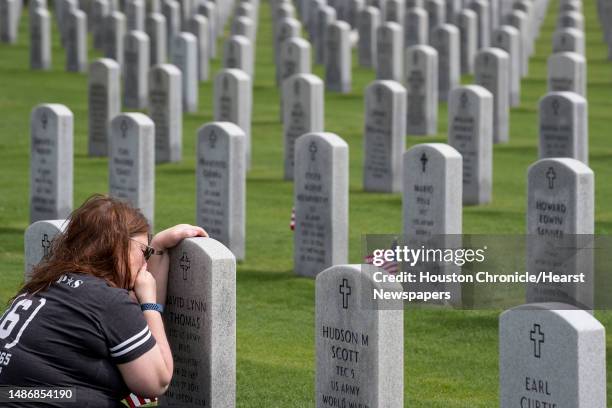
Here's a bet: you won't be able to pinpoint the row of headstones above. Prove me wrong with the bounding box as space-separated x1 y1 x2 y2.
27 0 259 105
274 0 550 96
282 63 586 181
29 10 590 270
292 122 591 279
270 0 587 111
30 79 589 277
30 102 249 260
23 222 605 408
272 0 585 148
87 49 253 156
2 0 237 48
314 265 605 408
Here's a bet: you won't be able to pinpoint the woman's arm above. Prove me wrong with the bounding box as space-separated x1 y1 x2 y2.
118 267 173 397
147 224 207 306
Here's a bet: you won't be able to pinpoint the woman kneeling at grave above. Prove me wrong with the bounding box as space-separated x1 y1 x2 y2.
0 194 207 407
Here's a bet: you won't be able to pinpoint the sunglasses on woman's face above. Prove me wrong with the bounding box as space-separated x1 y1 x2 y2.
130 239 162 261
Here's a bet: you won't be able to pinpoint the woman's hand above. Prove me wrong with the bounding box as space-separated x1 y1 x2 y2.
134 264 157 304
150 224 208 251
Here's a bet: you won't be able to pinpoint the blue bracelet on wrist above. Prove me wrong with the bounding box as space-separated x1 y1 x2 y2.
141 303 164 313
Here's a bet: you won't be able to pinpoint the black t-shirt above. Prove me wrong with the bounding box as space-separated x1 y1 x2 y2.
0 273 156 407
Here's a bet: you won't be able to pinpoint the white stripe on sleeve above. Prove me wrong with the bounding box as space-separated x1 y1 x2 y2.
109 326 149 352
110 330 153 358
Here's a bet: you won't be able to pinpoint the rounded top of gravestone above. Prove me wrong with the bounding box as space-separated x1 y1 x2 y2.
500 302 604 332
197 121 246 141
146 12 165 22
285 36 311 49
296 132 348 150
553 27 584 37
150 63 181 77
216 68 251 82
234 15 252 25
25 219 68 235
177 236 236 264
278 16 301 29
69 8 86 18
31 104 73 121
548 51 585 63
406 43 438 55
227 34 250 46
509 8 527 19
496 24 520 36
33 7 50 17
277 2 295 13
559 10 584 20
406 6 426 17
434 23 460 35
330 20 351 32
363 5 380 15
380 20 402 32
111 112 154 129
110 10 125 19
200 1 213 11
286 72 323 87
477 47 510 60
405 143 462 161
90 58 121 70
527 157 593 179
449 84 493 100
177 31 197 43
190 13 207 24
539 91 586 107
126 30 150 44
237 2 254 12
367 79 407 95
458 7 476 18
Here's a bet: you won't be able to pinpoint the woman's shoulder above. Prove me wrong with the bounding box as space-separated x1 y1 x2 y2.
52 272 131 305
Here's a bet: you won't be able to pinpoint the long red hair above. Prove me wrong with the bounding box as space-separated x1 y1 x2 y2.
17 194 150 297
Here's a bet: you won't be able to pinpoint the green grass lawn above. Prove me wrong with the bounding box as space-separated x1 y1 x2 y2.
1 0 612 406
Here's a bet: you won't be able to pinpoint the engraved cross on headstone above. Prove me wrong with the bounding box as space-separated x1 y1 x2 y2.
120 119 128 138
41 112 48 130
41 234 52 257
209 130 218 148
309 142 318 161
420 152 428 172
546 167 556 189
339 278 351 309
294 79 301 96
552 98 560 116
460 91 469 109
179 252 191 281
529 323 545 358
